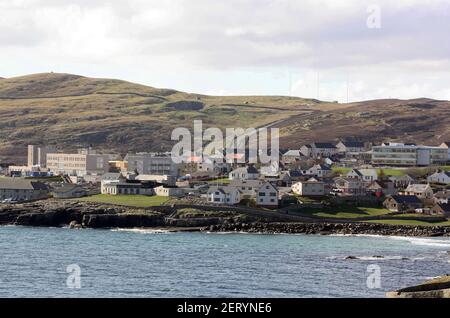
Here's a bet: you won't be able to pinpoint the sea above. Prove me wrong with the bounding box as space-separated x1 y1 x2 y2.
0 226 449 298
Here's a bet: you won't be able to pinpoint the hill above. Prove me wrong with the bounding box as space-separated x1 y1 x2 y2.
0 73 448 163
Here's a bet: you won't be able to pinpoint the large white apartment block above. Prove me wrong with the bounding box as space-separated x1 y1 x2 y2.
372 143 448 166
47 151 119 176
125 153 178 176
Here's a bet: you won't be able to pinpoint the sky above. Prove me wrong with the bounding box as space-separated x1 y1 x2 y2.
1 0 450 102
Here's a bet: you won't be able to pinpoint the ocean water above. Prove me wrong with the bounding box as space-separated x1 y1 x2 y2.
0 226 449 298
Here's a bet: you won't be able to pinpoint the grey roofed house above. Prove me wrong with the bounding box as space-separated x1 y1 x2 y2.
312 142 336 149
389 195 422 204
101 172 124 181
283 150 303 157
229 179 263 188
207 186 241 195
0 178 48 190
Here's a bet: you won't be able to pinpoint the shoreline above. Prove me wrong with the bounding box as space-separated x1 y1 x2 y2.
1 199 450 237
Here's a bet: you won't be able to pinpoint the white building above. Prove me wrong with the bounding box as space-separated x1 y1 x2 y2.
228 166 260 181
346 169 378 183
207 186 241 205
228 179 263 198
292 178 325 196
47 150 119 176
372 143 448 166
403 184 434 199
302 164 332 178
439 142 450 160
256 182 279 208
125 152 179 176
336 141 365 154
427 171 450 184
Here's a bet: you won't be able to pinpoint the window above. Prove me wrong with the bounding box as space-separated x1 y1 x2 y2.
258 192 265 196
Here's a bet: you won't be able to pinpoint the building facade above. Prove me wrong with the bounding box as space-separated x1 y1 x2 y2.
47 152 118 176
372 143 448 166
125 153 178 176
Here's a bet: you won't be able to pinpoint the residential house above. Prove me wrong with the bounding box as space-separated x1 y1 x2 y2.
300 145 312 157
430 203 450 217
136 174 177 186
366 180 397 196
336 141 365 154
427 171 450 185
346 169 378 183
403 184 434 200
52 184 87 199
228 166 260 181
383 195 423 213
154 185 183 197
228 179 263 198
291 178 325 196
281 150 304 164
389 175 416 189
256 182 279 208
434 190 450 204
101 180 157 195
333 177 366 196
310 142 338 158
302 164 332 178
207 186 241 205
0 179 49 202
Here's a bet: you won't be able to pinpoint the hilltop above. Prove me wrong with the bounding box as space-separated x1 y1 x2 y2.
0 73 448 163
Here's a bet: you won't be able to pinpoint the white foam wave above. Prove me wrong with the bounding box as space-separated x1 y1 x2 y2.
111 228 173 234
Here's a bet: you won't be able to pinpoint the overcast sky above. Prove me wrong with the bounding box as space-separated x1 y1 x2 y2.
1 0 450 102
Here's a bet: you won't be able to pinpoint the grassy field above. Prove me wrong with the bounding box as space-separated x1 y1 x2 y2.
303 206 391 219
364 219 450 227
78 194 171 207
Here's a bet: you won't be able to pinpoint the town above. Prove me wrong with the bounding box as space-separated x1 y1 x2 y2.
0 140 450 226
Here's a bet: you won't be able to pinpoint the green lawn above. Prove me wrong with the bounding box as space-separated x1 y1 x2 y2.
304 206 391 219
78 194 171 207
363 219 450 227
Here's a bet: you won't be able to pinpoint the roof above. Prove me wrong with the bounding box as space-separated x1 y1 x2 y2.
339 141 365 148
230 166 259 174
389 195 422 204
101 173 123 181
208 186 240 195
53 184 84 193
258 182 278 192
434 191 450 199
405 184 431 192
312 142 336 149
229 179 263 188
389 174 415 181
283 150 302 157
0 179 48 191
437 203 450 212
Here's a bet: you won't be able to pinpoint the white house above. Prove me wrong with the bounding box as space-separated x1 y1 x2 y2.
228 166 260 180
346 169 378 183
403 184 434 199
302 164 332 178
281 150 303 164
154 185 183 197
256 182 279 208
427 171 450 184
292 178 325 196
207 186 241 205
336 141 365 154
228 179 263 198
310 142 337 158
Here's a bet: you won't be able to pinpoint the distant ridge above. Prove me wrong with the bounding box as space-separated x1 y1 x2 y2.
0 72 448 163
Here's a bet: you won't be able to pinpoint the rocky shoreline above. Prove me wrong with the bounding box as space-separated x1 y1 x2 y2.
1 200 450 237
